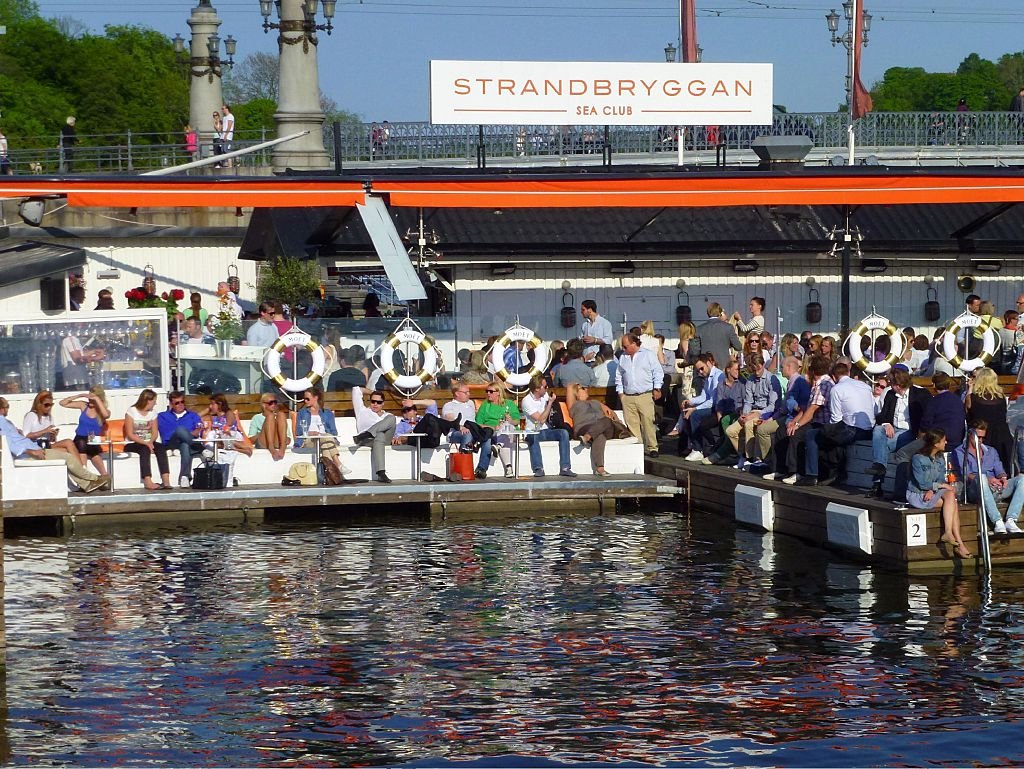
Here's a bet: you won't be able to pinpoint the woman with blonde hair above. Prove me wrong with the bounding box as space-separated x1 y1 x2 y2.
61 385 110 473
473 379 519 478
676 321 699 399
966 366 1013 469
639 320 659 354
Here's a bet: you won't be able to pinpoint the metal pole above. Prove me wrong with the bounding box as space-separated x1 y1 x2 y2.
841 212 851 337
973 432 992 571
333 119 343 174
847 0 857 165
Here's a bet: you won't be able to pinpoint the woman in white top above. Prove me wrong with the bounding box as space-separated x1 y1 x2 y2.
639 320 660 354
124 388 171 490
23 390 78 455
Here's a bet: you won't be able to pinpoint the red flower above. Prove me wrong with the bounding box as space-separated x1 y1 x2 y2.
172 288 185 301
161 291 169 300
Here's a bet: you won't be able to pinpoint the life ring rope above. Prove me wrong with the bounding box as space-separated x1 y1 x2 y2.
845 312 905 376
374 317 442 395
490 322 550 391
940 311 1000 372
262 326 326 393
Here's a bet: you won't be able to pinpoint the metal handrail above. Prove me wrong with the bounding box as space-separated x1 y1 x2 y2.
971 432 992 572
6 111 1024 173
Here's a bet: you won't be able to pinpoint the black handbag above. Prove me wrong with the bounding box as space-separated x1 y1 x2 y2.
193 463 228 490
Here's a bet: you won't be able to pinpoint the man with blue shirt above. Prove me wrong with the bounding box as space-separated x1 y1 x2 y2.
580 300 613 362
157 391 205 488
0 397 108 492
677 354 723 460
615 333 662 457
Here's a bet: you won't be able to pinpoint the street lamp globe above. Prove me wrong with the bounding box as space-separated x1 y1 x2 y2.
664 42 676 63
206 32 220 59
825 8 839 34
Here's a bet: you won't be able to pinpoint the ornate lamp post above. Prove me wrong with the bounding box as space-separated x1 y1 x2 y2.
826 0 871 164
259 0 335 171
174 0 235 159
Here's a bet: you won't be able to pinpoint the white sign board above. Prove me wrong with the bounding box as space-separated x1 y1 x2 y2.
429 60 774 126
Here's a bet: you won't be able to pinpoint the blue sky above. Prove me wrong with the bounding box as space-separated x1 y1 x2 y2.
31 1 1024 122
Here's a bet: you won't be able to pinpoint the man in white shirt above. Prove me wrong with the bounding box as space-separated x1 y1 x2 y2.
615 333 662 457
580 300 613 362
61 329 103 390
220 104 235 167
352 386 397 483
805 360 875 486
246 301 279 347
442 383 477 451
521 375 576 478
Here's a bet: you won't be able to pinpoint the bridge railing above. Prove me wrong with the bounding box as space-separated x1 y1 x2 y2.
4 112 1024 173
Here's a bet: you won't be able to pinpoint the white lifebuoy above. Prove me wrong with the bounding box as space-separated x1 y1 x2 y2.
378 326 440 391
846 314 905 375
940 312 1000 372
490 324 550 389
263 327 326 392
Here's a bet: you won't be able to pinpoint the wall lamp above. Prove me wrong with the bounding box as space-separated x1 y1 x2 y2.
609 261 636 275
732 259 759 273
972 260 1002 273
491 264 516 276
860 258 888 274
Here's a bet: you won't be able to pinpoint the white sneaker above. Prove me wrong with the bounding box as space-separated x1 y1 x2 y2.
700 457 713 465
994 519 1007 535
781 474 798 485
761 472 778 481
178 475 190 488
684 450 704 462
1006 518 1022 534
733 458 746 470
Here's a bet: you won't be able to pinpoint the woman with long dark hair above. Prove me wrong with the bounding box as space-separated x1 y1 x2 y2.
908 428 971 559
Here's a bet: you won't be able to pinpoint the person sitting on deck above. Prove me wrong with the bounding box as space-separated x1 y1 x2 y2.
473 380 519 479
908 428 971 560
0 397 109 493
157 390 205 488
674 354 722 460
392 398 462 449
803 360 875 487
521 374 577 479
761 356 810 481
441 383 478 452
695 358 744 464
780 355 834 485
248 393 291 461
295 387 355 482
554 339 596 388
351 386 397 483
565 382 621 477
952 420 1024 535
723 352 780 471
867 368 931 497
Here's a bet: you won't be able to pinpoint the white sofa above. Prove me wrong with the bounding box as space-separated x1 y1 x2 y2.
1 437 70 502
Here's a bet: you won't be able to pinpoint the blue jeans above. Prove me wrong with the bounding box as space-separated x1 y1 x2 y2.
871 424 914 467
447 428 473 450
476 434 514 473
968 475 1024 525
526 428 571 472
164 425 202 480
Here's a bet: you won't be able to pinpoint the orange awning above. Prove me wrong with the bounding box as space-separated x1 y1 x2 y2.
372 174 1024 208
0 179 367 208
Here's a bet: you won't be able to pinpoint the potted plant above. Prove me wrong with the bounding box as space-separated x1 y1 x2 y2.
211 310 242 357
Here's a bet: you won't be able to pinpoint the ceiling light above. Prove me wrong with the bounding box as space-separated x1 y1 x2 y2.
972 260 1001 273
609 261 636 275
491 264 516 276
732 259 759 273
860 259 887 274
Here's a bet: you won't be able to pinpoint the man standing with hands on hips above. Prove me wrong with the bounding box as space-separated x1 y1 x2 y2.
580 300 613 363
615 333 662 457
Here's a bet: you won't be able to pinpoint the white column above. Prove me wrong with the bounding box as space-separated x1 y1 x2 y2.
272 0 331 171
187 0 224 157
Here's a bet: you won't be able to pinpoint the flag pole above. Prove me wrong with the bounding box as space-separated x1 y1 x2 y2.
847 0 857 165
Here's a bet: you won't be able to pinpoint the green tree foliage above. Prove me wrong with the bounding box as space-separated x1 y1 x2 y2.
234 98 277 135
870 53 1019 112
256 255 322 311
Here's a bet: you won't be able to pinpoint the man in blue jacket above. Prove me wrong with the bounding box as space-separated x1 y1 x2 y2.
157 390 205 488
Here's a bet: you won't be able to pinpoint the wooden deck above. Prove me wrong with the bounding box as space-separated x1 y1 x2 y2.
2 474 680 534
646 454 1024 573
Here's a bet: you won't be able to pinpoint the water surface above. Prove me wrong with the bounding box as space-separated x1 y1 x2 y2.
4 511 1023 766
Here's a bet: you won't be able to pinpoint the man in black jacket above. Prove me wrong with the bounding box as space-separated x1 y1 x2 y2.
869 367 932 491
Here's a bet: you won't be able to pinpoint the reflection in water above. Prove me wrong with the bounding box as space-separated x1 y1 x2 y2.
4 513 1024 766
